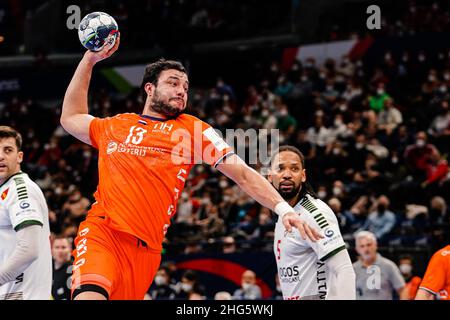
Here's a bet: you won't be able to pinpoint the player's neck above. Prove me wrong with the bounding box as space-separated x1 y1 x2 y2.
142 104 167 120
0 170 22 186
288 194 301 207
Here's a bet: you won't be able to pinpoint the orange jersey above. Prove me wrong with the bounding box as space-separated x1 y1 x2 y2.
88 113 233 251
419 245 450 300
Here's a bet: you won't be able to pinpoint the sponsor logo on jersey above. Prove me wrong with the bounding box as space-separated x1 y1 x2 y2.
278 266 301 284
107 141 118 154
324 228 334 238
108 142 165 157
316 261 327 299
152 123 174 135
19 200 30 209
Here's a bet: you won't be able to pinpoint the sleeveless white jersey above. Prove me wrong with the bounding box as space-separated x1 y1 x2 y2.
0 172 52 300
273 194 346 300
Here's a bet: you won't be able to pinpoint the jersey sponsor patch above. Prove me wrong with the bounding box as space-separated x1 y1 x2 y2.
202 127 230 152
9 197 43 229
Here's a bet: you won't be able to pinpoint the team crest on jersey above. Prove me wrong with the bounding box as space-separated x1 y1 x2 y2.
107 141 118 154
1 188 9 200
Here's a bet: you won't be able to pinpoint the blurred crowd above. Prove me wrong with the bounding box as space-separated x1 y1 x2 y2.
2 0 449 56
1 44 449 254
0 0 292 55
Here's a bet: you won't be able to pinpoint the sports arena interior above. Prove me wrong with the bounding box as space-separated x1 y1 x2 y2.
0 0 449 300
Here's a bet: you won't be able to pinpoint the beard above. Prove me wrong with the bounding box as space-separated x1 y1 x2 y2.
275 182 302 200
150 92 184 118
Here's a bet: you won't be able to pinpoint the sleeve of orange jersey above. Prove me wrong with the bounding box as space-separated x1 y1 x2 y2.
89 117 109 149
419 251 446 295
194 121 234 167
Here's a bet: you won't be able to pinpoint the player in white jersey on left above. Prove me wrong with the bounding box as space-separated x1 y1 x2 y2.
0 126 52 300
269 145 355 300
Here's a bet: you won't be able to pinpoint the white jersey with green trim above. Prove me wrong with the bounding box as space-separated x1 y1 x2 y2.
0 172 52 300
273 194 346 300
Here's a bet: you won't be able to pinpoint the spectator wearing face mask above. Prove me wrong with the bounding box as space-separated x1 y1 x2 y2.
148 267 176 300
232 270 262 300
404 131 439 178
356 195 397 243
369 83 391 113
421 149 449 193
428 100 450 155
222 236 237 254
377 98 403 136
398 255 422 300
174 270 205 300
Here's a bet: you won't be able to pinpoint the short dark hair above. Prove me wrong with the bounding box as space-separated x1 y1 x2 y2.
271 145 305 169
0 126 22 150
140 58 187 102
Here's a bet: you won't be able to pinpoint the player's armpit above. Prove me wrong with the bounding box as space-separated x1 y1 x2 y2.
60 113 95 145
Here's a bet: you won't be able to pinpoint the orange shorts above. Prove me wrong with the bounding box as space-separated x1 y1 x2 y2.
71 216 161 300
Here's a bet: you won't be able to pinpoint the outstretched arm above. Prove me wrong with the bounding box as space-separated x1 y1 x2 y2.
60 34 120 144
325 249 356 300
216 154 322 241
415 288 436 300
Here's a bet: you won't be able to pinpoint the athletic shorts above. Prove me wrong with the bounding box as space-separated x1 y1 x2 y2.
71 216 161 300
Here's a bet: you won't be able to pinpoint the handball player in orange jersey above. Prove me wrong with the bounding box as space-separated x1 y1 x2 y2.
415 245 450 300
61 33 322 300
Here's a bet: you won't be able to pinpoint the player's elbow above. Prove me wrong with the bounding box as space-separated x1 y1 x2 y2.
17 239 40 265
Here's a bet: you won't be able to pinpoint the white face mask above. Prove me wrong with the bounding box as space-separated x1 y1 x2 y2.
377 88 385 95
332 187 342 196
261 110 269 117
242 283 252 291
399 264 412 275
219 180 228 189
154 275 167 286
181 283 193 292
355 142 364 150
318 190 327 199
416 139 426 147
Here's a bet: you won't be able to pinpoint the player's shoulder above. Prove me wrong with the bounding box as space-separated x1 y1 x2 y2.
109 113 138 122
94 112 137 123
2 172 40 202
176 113 207 127
300 194 334 217
434 245 450 260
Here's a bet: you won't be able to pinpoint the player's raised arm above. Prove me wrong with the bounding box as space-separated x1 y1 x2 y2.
216 153 323 242
60 33 120 145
